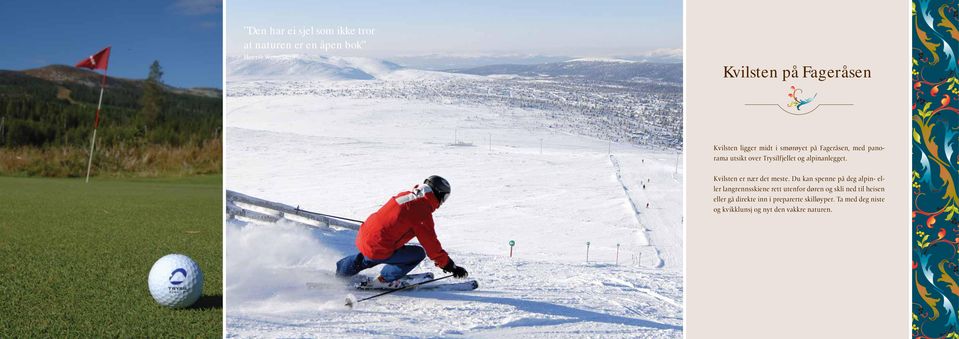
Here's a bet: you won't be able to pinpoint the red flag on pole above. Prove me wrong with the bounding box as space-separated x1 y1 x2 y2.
76 46 111 183
75 47 111 71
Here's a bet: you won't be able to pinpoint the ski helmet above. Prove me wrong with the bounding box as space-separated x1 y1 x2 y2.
424 175 451 205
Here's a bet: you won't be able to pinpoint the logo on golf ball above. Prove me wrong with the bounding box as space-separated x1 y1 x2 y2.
169 268 187 285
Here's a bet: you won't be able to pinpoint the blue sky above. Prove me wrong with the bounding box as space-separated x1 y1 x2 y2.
0 0 222 88
227 0 681 58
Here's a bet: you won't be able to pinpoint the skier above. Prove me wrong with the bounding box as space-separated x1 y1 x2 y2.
335 175 469 289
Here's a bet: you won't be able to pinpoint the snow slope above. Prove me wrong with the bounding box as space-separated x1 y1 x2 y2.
566 57 638 63
227 55 469 81
224 94 683 337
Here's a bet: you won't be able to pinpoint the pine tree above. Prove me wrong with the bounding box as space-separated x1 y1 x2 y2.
139 60 165 126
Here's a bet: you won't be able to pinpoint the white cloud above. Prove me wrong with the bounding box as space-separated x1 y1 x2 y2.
173 0 221 15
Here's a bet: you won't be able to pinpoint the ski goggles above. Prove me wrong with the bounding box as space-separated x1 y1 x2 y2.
437 191 450 205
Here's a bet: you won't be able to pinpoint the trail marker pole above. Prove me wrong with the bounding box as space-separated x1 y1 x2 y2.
540 139 543 154
489 133 492 152
586 241 590 263
508 240 515 258
615 243 620 266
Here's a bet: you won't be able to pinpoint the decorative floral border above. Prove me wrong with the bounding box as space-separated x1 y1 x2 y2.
913 1 959 338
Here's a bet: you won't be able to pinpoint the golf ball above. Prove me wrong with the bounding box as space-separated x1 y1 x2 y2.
148 254 203 308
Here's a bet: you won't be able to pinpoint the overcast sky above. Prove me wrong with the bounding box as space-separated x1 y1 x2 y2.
227 0 681 58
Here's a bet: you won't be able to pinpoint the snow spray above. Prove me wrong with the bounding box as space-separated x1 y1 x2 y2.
225 220 342 308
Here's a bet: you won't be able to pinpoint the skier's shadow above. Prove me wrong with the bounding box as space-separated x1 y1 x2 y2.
406 292 682 331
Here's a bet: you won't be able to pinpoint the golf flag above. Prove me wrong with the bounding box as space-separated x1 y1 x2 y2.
75 46 111 183
75 47 111 71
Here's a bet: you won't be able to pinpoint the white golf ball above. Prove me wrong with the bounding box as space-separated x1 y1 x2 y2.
148 254 204 308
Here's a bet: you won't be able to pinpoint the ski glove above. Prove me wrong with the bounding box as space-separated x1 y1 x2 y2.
442 260 469 278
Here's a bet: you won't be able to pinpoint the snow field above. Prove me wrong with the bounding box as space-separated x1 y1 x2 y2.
224 95 683 337
225 219 682 338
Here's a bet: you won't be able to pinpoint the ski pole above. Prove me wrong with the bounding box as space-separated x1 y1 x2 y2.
345 274 454 307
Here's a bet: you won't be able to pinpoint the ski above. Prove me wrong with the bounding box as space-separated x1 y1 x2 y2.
307 277 478 292
344 275 477 308
413 279 478 291
353 272 435 290
351 273 479 292
305 272 435 290
353 278 478 292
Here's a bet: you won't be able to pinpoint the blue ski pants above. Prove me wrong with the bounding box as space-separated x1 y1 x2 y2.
335 245 427 282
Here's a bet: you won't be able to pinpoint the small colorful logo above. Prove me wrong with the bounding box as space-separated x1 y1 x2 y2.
786 85 817 111
169 268 187 285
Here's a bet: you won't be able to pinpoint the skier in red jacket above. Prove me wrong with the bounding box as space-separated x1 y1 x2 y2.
335 175 468 289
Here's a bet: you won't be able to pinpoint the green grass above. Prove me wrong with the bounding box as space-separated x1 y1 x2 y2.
0 175 222 337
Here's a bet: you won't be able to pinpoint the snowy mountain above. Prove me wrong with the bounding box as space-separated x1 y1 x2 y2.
226 55 682 149
389 49 682 70
390 54 574 70
566 57 638 63
226 54 683 85
451 60 683 83
226 55 465 81
620 48 683 63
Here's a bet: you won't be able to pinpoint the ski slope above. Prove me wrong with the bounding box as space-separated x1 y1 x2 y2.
227 55 474 82
224 94 683 337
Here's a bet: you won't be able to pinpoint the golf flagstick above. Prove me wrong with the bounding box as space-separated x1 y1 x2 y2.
85 84 104 183
75 46 111 183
